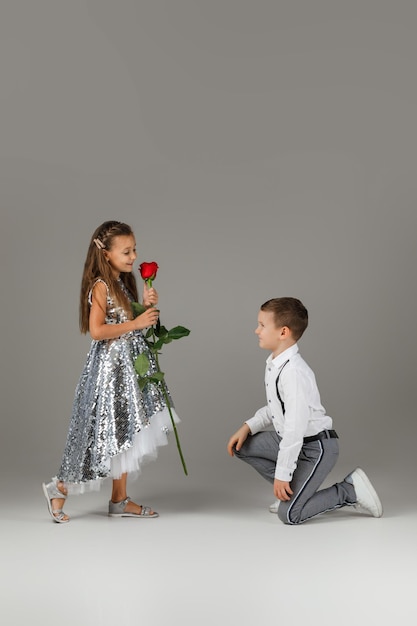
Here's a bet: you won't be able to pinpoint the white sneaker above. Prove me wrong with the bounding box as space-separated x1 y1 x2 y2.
347 467 383 517
269 500 280 513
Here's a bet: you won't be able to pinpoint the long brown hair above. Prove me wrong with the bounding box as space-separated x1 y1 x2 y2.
79 221 139 333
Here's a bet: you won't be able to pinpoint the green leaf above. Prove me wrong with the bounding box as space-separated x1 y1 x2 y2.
155 325 168 338
131 301 147 318
152 339 164 351
167 326 191 340
153 337 173 350
134 353 150 377
145 327 154 338
138 377 149 391
149 371 165 382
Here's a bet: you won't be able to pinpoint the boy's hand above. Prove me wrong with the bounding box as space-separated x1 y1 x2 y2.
227 424 251 456
274 479 293 501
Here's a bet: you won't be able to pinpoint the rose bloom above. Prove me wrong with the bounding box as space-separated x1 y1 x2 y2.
139 262 159 281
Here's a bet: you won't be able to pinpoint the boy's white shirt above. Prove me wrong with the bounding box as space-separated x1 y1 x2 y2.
245 343 333 482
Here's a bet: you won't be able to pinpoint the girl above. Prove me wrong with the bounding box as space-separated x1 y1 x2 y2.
42 220 180 522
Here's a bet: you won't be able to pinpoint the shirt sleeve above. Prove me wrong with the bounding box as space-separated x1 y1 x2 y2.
245 405 273 434
274 367 311 482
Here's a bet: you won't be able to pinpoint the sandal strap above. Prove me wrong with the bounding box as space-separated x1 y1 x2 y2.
52 510 67 521
108 496 131 514
45 480 67 500
140 506 151 516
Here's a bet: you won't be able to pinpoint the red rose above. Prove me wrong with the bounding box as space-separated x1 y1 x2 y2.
139 261 159 282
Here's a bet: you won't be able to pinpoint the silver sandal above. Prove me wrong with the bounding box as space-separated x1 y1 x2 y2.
108 496 159 518
42 481 69 523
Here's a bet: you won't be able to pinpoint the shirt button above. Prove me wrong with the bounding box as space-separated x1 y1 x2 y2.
268 399 271 403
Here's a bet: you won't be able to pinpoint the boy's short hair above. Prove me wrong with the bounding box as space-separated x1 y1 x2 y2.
261 297 308 341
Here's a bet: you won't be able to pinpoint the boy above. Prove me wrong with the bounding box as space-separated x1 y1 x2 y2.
227 297 382 525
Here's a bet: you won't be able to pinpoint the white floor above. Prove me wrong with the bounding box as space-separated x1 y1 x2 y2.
1 467 415 626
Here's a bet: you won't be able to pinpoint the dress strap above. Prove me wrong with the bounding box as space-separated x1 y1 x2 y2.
88 278 110 305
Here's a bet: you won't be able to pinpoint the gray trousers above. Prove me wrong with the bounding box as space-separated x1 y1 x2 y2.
233 431 356 524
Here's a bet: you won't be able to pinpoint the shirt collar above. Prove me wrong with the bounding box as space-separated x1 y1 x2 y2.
266 343 299 369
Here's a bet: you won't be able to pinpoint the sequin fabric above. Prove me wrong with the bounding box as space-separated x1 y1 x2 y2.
56 279 175 492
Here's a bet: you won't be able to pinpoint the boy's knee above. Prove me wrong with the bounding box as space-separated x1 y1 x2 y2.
277 502 289 524
277 502 301 525
233 445 244 459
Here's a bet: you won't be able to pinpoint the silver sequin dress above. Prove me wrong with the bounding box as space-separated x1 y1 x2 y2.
55 279 180 494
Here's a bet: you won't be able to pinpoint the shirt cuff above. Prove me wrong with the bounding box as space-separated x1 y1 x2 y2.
274 466 294 482
244 418 259 435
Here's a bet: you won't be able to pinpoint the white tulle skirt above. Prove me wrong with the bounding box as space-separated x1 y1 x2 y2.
56 407 180 495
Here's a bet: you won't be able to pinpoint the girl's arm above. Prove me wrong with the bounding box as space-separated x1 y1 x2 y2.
89 281 159 341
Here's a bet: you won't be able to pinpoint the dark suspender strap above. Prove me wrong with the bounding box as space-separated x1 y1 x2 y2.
274 360 338 442
275 360 290 414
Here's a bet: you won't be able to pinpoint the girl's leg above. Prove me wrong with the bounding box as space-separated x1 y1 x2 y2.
43 480 69 522
53 482 68 519
111 473 156 515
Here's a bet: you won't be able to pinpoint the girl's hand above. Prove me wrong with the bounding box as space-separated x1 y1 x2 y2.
134 306 160 330
142 284 159 307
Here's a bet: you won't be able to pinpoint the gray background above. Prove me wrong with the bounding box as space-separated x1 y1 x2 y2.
2 0 415 488
1 2 417 624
